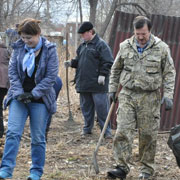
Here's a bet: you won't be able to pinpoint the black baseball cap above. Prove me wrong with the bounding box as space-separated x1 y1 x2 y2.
78 21 93 34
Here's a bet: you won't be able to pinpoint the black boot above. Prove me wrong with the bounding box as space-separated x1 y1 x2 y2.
107 166 127 179
0 117 4 138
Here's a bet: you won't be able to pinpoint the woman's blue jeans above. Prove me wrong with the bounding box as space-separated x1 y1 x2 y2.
0 99 49 177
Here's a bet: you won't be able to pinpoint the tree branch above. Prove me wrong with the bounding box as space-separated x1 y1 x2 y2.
78 0 83 23
35 0 45 19
118 2 149 17
99 0 119 38
20 0 36 17
88 0 98 25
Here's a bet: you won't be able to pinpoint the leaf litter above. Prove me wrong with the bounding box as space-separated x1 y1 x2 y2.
1 98 180 180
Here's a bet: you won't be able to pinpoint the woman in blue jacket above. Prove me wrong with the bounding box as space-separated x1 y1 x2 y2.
0 18 59 180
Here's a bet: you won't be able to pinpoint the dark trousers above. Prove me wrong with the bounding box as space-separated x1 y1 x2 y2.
80 92 111 135
0 88 8 138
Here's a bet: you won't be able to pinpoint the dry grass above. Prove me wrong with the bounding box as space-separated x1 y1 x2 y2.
1 45 180 180
58 44 80 108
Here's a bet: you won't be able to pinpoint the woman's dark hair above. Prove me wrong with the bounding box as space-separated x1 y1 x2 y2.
133 16 152 31
18 18 41 35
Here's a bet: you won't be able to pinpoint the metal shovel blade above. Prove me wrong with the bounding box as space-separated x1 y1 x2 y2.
92 151 100 174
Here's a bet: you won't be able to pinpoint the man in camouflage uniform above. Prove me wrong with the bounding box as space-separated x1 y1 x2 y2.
107 16 176 179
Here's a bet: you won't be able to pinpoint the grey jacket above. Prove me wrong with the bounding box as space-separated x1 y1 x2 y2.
0 43 10 89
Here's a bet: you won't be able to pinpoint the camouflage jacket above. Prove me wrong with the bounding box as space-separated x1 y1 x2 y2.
109 34 176 99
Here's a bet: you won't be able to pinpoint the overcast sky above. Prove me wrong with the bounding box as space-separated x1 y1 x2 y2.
49 1 89 24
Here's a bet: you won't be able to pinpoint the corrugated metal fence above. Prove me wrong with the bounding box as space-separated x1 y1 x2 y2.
109 11 180 131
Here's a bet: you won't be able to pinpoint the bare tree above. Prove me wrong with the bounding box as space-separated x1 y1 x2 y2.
78 0 83 23
0 0 178 36
0 0 4 31
2 0 39 28
34 0 46 19
143 0 174 15
99 0 119 37
96 0 150 38
0 0 53 30
44 0 51 25
88 0 98 25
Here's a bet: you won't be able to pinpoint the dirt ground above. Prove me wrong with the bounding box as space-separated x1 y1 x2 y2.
1 94 180 180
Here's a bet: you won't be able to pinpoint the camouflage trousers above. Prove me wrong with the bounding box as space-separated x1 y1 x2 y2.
113 89 161 175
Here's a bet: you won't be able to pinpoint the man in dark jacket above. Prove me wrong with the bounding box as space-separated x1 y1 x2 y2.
64 21 114 138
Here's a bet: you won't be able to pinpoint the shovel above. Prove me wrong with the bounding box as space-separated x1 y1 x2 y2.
92 101 115 174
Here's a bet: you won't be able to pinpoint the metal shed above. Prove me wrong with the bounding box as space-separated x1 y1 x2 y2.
109 11 180 131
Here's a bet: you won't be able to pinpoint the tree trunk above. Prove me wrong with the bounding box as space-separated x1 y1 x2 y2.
46 0 51 23
9 0 17 24
35 0 45 19
88 0 98 25
0 0 4 31
4 0 9 20
78 0 83 23
99 0 119 38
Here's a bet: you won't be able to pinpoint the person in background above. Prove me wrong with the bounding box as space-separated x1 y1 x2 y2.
107 16 176 180
0 41 10 139
64 21 114 138
0 18 59 180
5 24 20 54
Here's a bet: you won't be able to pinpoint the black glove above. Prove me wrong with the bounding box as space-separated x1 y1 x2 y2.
161 97 173 111
109 92 117 104
17 92 33 103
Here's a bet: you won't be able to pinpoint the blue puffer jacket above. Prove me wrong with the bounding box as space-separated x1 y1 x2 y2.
4 36 59 114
